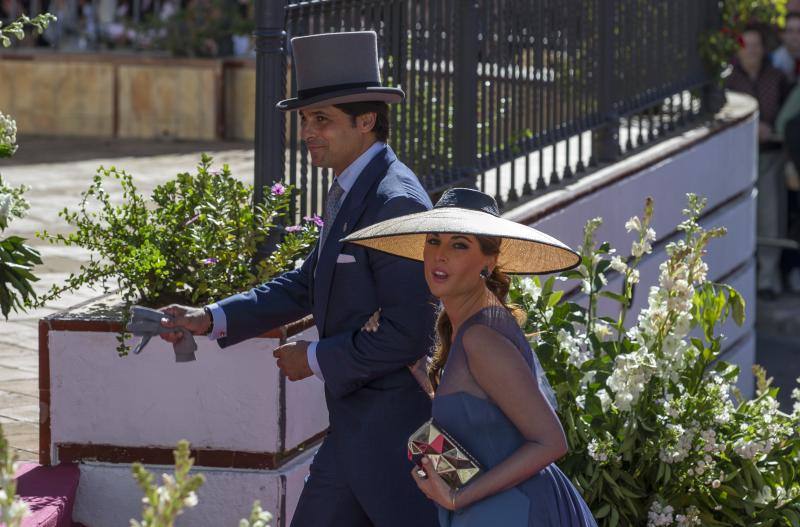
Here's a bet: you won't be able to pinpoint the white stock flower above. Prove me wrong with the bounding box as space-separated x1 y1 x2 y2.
632 240 653 258
184 491 198 508
610 255 627 273
594 321 613 340
732 438 773 460
625 216 642 233
594 390 610 413
675 506 702 527
659 423 695 464
294 258 304 270
647 500 675 527
520 277 542 303
0 193 11 224
557 329 591 368
607 348 657 411
0 112 18 156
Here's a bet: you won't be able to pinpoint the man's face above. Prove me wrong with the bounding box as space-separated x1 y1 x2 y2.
738 30 764 69
783 17 800 57
299 105 370 174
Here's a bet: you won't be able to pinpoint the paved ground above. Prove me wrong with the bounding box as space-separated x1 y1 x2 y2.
0 135 798 463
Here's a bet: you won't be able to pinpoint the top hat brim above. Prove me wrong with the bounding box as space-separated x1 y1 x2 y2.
277 86 405 111
341 208 580 275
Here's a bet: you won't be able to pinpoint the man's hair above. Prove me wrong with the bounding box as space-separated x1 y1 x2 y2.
333 101 390 142
743 23 767 45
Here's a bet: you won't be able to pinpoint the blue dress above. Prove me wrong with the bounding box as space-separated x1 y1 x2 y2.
432 307 597 527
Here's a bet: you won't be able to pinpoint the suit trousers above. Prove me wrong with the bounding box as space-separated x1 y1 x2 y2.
290 435 438 527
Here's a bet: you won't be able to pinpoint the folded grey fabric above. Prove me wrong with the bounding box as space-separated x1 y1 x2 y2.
126 305 197 362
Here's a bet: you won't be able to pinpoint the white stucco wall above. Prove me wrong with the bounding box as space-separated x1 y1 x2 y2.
49 325 327 456
506 94 758 396
72 446 316 527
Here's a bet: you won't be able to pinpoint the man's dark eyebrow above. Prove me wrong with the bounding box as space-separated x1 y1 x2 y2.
299 110 328 119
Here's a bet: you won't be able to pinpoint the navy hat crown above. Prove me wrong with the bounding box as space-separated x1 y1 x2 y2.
434 188 500 217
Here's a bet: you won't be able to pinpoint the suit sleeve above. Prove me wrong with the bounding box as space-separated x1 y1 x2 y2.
315 196 436 398
214 244 317 348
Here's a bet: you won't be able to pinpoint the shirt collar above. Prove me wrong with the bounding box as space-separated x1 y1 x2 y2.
335 141 386 193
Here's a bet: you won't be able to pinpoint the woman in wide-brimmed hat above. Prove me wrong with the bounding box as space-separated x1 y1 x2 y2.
343 188 597 527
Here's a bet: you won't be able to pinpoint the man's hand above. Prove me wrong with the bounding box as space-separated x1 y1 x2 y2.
159 304 212 344
273 340 313 381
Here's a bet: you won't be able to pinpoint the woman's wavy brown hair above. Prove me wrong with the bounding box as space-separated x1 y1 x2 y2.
428 235 526 390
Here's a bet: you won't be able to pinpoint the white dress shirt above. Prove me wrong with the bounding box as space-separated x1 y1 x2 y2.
206 141 387 382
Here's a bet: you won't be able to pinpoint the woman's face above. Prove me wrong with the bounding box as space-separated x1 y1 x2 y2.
423 233 493 299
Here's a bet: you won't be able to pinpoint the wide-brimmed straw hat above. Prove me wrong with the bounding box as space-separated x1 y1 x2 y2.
276 31 405 111
341 188 580 274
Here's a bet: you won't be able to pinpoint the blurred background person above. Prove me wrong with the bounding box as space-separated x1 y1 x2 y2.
727 24 791 299
771 12 800 84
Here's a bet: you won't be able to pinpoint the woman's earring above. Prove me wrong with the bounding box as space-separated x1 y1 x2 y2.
480 266 490 279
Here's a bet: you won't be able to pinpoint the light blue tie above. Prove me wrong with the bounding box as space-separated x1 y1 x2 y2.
321 178 345 248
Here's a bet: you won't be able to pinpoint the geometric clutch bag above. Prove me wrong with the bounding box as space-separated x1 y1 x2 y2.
407 419 483 490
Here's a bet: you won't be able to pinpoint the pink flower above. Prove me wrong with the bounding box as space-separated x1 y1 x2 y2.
271 183 286 196
285 225 303 233
304 214 324 228
201 257 219 265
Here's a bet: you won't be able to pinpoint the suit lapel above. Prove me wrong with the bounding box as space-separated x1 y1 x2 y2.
313 146 396 334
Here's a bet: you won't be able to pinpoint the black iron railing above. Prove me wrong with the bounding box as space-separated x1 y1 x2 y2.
257 0 718 218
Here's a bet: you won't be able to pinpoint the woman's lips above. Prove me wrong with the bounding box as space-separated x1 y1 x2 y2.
431 269 449 283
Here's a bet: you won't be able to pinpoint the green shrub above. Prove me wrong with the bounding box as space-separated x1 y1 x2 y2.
38 153 319 354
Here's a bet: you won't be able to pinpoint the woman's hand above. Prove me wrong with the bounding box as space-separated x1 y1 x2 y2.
410 456 459 511
361 308 381 332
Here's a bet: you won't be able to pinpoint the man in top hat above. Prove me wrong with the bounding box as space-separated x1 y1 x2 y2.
159 31 438 527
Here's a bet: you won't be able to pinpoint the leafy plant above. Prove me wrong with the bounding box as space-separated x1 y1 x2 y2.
0 71 46 319
699 0 788 84
37 154 319 355
0 13 57 48
0 425 29 526
130 440 273 527
131 440 205 527
510 194 800 526
238 501 273 527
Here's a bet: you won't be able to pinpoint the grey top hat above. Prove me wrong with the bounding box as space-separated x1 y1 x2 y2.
342 188 581 275
276 31 405 111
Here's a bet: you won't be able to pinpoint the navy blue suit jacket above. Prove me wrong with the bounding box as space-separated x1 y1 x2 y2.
215 145 437 524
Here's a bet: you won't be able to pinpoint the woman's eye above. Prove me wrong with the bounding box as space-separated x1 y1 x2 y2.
427 238 440 245
453 242 468 249
316 116 326 122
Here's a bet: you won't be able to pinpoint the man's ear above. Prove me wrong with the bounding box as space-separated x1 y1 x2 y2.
357 112 377 134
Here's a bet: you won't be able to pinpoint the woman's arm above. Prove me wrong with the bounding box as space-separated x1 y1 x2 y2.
454 324 567 509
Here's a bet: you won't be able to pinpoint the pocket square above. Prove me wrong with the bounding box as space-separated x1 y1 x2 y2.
337 253 356 263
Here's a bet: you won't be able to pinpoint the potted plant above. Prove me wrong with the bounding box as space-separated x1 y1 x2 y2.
36 154 328 526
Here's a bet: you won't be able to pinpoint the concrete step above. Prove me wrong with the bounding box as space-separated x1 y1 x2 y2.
13 462 80 527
